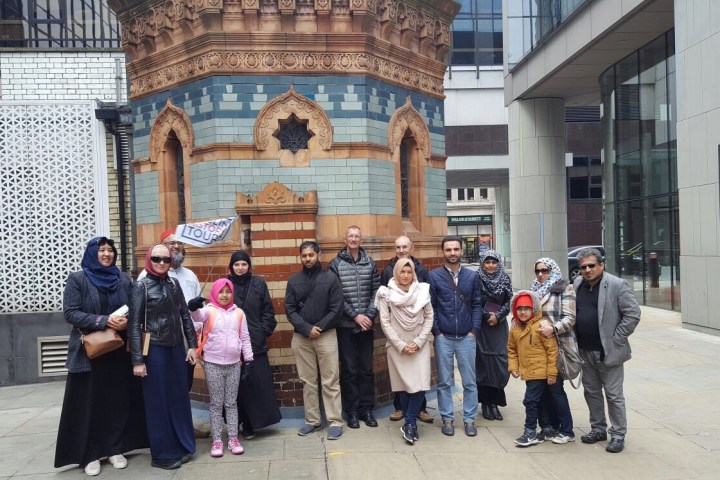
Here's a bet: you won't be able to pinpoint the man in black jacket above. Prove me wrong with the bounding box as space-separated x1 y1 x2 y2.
285 241 345 440
381 235 434 424
329 225 381 429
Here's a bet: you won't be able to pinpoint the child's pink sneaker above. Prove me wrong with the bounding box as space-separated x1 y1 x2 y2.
228 437 244 455
210 440 224 458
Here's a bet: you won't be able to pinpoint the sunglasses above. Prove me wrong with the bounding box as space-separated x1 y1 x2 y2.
151 256 172 264
93 237 115 247
534 268 550 275
579 263 597 270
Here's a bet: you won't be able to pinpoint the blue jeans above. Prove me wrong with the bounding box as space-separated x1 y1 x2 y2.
401 391 425 426
434 334 478 423
523 379 574 436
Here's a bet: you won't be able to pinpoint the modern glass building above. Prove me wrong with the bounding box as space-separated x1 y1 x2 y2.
502 0 716 330
600 30 679 310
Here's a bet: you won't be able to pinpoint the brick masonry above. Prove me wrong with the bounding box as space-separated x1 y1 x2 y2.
0 51 127 102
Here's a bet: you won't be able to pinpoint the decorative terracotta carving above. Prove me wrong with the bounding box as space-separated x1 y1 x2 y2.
236 181 319 215
253 86 332 167
129 50 444 99
387 95 430 162
149 99 195 163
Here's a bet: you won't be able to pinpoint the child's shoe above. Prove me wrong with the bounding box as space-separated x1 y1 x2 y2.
210 440 224 457
228 437 245 455
515 431 539 447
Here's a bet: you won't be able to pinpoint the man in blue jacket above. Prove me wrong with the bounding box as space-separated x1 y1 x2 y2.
429 235 483 437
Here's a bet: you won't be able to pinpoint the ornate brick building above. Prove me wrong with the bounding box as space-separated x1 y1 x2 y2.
109 0 459 406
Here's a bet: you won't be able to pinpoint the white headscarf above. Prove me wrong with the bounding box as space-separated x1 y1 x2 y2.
375 258 431 331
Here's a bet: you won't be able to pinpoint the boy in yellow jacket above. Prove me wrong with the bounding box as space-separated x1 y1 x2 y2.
507 290 560 447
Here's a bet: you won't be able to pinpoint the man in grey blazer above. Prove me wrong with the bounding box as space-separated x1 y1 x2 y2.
573 248 641 453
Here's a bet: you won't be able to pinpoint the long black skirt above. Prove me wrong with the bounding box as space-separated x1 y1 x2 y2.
142 344 195 463
237 353 282 431
54 347 148 468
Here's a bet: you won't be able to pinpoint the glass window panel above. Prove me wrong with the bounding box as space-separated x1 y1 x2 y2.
457 188 465 201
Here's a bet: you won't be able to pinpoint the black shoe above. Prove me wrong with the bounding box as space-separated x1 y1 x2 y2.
606 437 624 453
347 413 360 429
151 459 182 470
180 453 193 464
490 405 503 421
401 423 416 445
481 404 494 420
581 430 608 444
361 412 378 427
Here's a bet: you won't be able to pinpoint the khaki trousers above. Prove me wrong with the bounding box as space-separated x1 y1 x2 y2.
292 330 343 427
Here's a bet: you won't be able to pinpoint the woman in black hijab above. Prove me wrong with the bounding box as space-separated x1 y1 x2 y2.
228 251 282 438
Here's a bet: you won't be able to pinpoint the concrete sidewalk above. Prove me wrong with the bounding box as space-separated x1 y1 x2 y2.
1 306 719 479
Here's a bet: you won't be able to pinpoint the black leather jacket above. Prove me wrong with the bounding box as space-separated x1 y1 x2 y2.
128 274 198 365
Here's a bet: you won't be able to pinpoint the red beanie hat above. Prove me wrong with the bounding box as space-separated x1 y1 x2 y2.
515 294 533 309
160 228 176 242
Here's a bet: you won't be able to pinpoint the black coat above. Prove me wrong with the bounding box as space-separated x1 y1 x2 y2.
128 275 197 365
230 275 277 354
285 266 343 337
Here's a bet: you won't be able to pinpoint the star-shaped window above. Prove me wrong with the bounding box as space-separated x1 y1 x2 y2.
273 114 314 154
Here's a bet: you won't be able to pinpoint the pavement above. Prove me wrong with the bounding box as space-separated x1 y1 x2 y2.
1 306 720 479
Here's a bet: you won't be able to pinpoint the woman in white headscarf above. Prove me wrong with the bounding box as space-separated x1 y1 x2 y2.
528 257 576 444
376 258 433 446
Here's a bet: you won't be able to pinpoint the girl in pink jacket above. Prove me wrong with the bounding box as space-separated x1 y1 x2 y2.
190 278 253 458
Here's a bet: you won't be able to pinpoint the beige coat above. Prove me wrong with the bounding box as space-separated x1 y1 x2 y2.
377 282 434 394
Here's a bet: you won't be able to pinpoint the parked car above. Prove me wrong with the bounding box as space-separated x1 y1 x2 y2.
568 245 606 281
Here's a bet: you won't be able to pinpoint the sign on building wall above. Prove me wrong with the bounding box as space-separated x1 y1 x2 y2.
0 101 109 313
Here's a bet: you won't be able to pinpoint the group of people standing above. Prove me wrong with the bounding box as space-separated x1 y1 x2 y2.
55 227 641 476
55 231 280 476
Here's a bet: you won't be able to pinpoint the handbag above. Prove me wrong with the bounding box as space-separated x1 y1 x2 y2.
81 328 124 359
550 293 584 388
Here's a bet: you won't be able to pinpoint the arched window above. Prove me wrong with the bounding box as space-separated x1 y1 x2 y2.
166 131 186 223
400 141 409 218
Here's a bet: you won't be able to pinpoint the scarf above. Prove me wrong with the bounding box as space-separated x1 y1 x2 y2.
208 278 235 310
529 257 563 299
144 244 169 279
81 236 124 313
375 258 431 331
478 249 512 300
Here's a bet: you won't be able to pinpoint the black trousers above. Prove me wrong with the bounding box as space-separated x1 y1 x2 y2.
337 327 375 416
393 392 428 411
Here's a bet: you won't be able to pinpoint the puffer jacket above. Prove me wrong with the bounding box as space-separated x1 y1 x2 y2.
428 266 483 337
329 247 380 329
507 290 559 381
128 274 198 365
191 304 254 365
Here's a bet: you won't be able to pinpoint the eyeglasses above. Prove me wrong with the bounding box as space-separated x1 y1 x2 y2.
534 268 550 275
579 263 597 270
151 256 172 264
163 241 183 247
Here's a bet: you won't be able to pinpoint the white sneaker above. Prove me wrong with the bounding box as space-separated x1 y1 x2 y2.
552 433 576 444
84 460 101 476
109 454 128 469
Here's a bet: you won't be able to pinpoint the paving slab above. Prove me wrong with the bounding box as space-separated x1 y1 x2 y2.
0 306 719 479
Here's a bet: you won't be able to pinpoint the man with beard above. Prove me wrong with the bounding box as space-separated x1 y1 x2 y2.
285 241 345 440
429 235 483 437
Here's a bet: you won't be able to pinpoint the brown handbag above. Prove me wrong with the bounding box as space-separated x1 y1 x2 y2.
81 328 124 359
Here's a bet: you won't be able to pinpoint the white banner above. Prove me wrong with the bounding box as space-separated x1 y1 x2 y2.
174 216 237 248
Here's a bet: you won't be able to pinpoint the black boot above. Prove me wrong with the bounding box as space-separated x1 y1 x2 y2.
490 405 503 421
481 403 494 420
